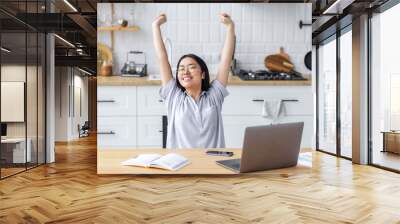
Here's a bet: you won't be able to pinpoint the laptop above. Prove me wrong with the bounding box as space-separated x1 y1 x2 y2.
216 122 304 173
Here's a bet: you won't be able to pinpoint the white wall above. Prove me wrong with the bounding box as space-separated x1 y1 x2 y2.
55 67 89 141
98 3 312 76
1 65 37 137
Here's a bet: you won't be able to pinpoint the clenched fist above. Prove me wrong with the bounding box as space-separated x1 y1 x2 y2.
220 13 234 27
152 14 167 27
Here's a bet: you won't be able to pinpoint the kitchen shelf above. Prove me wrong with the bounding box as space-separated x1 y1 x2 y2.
98 26 140 32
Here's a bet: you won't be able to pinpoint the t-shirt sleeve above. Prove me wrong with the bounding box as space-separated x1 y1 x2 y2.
208 79 229 106
159 78 178 100
159 78 180 113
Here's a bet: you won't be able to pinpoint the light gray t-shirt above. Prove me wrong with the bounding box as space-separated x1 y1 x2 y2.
160 79 229 149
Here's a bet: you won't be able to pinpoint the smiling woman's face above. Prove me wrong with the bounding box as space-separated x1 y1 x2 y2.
177 57 204 90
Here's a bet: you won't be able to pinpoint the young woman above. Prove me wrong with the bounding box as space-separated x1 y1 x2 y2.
152 13 235 149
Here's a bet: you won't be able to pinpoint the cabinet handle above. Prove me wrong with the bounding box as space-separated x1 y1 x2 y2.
158 99 164 102
281 99 298 102
252 99 298 102
97 100 115 103
97 131 116 135
158 130 163 133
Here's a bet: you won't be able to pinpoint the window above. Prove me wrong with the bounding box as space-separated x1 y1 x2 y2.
317 37 337 155
370 3 400 171
339 29 352 158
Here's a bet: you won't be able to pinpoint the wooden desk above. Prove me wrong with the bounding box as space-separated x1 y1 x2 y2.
1 138 31 163
98 148 312 175
382 131 400 154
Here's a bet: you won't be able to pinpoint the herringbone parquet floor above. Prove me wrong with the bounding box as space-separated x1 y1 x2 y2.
1 136 400 224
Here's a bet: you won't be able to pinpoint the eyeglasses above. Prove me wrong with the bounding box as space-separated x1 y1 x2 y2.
178 64 199 73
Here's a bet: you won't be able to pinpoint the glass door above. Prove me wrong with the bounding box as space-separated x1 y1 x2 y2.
0 0 47 179
1 30 28 178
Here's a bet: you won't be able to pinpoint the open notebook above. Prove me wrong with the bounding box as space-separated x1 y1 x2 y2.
121 153 190 171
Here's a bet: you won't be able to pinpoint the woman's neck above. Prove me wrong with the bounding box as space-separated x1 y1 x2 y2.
185 87 202 102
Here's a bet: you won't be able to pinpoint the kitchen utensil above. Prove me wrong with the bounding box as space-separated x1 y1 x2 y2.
121 51 147 77
264 48 306 79
304 51 311 70
264 47 294 73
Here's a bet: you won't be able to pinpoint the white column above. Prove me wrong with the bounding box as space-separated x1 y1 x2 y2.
46 33 55 163
352 14 369 164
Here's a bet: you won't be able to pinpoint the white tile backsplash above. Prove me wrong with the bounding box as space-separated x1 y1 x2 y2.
98 3 312 75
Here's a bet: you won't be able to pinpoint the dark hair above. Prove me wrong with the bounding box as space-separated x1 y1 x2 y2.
175 54 210 92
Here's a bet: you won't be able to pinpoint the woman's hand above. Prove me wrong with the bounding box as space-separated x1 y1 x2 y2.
220 13 234 28
152 14 167 27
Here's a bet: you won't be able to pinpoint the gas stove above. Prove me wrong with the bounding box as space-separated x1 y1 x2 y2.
237 69 306 81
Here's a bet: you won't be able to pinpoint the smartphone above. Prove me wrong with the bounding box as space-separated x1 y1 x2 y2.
206 150 234 157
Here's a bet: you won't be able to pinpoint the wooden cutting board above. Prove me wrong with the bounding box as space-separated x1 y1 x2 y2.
264 47 294 73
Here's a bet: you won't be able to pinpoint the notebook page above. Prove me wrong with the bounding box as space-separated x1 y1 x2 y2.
150 153 190 171
121 154 162 167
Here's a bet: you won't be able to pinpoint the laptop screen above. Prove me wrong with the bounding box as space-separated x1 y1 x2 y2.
1 123 7 137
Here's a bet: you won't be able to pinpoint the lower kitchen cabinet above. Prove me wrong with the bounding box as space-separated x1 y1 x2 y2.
97 86 137 117
97 117 137 149
97 84 314 150
137 116 163 148
137 86 166 115
223 115 313 148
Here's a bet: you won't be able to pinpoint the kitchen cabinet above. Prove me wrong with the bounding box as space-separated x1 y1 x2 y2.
136 86 166 148
97 85 165 149
222 86 313 116
137 86 167 115
222 86 314 148
97 81 314 150
97 86 137 116
97 116 137 149
97 86 137 149
137 116 163 148
223 116 313 148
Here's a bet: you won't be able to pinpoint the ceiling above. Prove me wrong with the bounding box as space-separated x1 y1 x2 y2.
0 0 392 73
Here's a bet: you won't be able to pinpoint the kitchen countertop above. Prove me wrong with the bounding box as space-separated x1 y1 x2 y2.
97 75 312 86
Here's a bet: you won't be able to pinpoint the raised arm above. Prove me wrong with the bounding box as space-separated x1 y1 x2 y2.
216 13 235 87
152 14 173 86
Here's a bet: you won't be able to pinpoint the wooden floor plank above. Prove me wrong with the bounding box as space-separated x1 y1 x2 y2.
0 135 400 223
